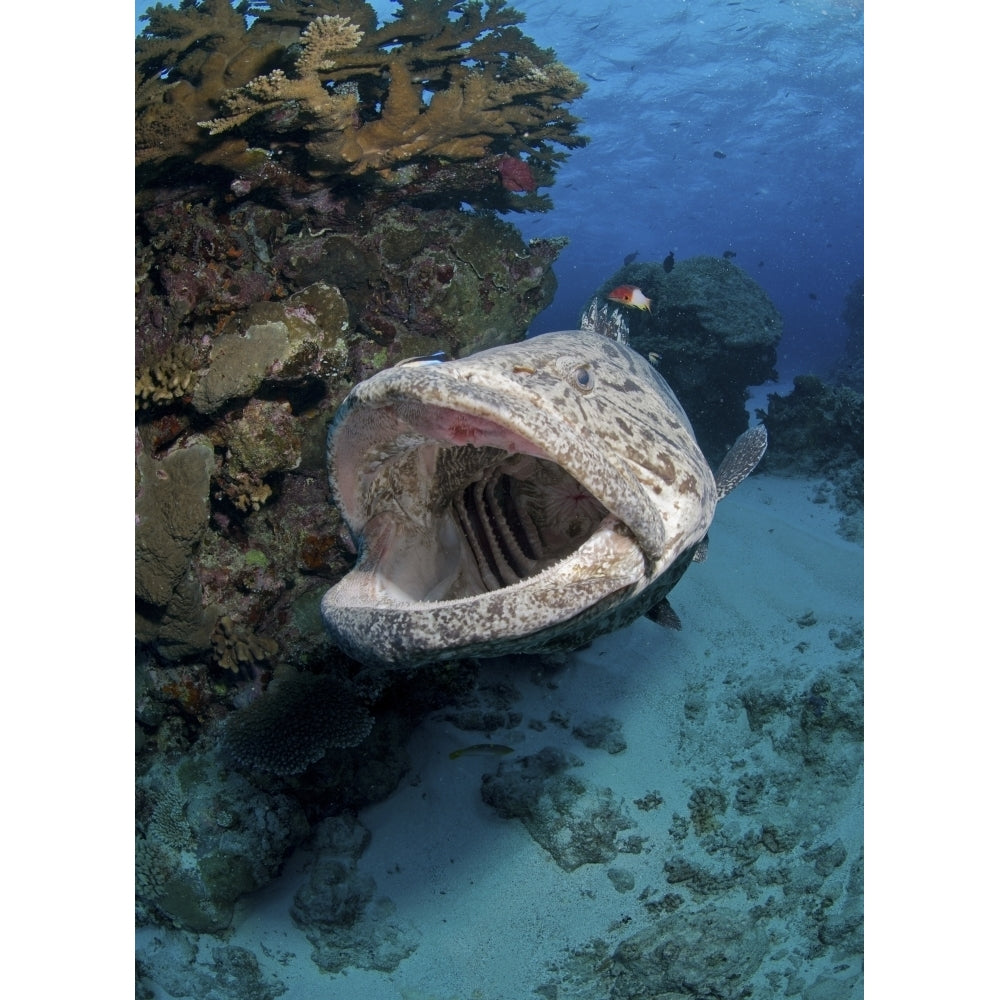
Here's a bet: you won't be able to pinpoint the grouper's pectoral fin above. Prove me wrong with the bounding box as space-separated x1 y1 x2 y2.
645 598 682 631
714 424 768 500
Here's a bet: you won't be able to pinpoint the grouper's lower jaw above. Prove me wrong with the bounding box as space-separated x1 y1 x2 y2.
320 516 647 668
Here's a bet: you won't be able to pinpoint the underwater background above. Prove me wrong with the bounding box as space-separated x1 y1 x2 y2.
134 2 863 998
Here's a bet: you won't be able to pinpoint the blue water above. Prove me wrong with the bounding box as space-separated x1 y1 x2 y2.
136 0 863 379
505 0 864 379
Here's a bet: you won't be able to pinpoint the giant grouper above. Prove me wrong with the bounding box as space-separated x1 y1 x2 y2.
321 328 767 668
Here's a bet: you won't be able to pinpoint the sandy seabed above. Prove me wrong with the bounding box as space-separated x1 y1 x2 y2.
137 473 863 1000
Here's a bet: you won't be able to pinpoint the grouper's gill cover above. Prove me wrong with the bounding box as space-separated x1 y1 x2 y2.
321 330 727 668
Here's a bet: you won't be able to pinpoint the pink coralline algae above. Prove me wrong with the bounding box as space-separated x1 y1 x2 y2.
498 155 538 193
284 305 317 324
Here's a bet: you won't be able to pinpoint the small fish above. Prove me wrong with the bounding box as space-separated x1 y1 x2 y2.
607 285 652 312
723 250 737 260
448 743 515 761
647 351 662 365
394 351 450 367
623 251 638 266
662 251 675 273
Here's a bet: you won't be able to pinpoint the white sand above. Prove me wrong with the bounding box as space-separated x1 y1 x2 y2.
138 473 862 999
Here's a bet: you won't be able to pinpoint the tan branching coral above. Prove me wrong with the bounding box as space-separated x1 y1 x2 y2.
199 15 364 140
297 13 366 74
135 344 199 410
324 52 584 177
211 615 280 673
136 0 291 172
136 0 586 189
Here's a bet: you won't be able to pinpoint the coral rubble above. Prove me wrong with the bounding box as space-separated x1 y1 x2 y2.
290 816 419 974
136 933 287 1000
481 746 637 871
552 647 863 1000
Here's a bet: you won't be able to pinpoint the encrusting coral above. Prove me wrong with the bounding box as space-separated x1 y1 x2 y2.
137 0 587 203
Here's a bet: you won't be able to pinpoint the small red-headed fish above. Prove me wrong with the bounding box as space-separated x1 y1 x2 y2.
607 284 652 311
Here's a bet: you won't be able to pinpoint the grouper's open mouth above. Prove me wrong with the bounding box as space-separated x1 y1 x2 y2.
320 365 665 667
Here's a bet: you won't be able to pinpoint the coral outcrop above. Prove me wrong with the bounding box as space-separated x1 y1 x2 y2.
758 375 863 475
136 744 310 931
136 0 588 947
832 276 863 391
214 399 302 510
137 0 586 209
756 374 864 540
590 256 782 463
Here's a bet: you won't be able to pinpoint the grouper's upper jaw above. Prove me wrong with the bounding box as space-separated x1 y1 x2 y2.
321 366 664 667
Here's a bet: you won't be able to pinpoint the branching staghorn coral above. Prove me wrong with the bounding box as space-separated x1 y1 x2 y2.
136 0 290 172
198 14 365 170
136 0 586 194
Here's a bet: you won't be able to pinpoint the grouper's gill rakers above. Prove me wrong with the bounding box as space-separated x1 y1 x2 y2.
321 330 764 668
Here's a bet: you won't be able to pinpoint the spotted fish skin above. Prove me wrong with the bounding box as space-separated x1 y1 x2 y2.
321 330 750 668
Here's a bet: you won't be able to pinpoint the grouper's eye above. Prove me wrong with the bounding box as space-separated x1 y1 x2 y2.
571 365 594 392
551 354 596 393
